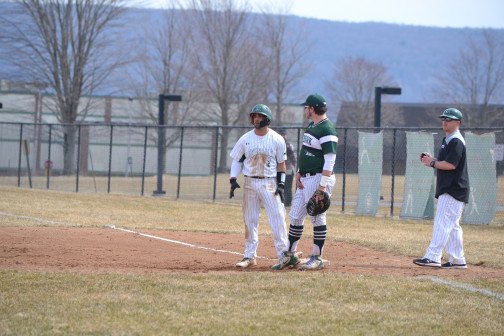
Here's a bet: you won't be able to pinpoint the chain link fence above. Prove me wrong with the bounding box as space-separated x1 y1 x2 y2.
1 122 503 223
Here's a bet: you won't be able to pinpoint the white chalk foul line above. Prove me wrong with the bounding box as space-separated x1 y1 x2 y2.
417 276 504 301
0 211 271 261
105 224 273 260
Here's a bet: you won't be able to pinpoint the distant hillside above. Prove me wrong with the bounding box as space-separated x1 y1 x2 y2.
299 18 490 103
1 4 502 105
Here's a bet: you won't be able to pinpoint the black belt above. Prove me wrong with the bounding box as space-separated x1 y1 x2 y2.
299 172 319 177
244 175 271 179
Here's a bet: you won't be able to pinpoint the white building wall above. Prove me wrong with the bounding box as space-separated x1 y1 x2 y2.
0 90 306 176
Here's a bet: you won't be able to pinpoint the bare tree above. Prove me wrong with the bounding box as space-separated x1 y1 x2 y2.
433 30 504 126
127 3 203 147
258 6 310 125
326 56 397 127
185 0 270 171
1 0 132 174
231 40 272 126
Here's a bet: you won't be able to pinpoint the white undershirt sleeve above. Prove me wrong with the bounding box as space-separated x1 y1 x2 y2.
323 153 336 172
230 159 242 178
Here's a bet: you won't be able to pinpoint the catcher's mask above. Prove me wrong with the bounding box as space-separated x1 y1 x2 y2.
250 104 272 129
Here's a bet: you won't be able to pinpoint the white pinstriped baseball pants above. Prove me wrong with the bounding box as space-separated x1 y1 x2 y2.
424 193 466 264
289 174 335 227
242 176 288 259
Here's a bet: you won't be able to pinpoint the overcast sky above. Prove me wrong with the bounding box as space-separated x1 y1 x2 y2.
145 0 504 29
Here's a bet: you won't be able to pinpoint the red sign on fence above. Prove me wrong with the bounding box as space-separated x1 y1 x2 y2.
44 160 53 169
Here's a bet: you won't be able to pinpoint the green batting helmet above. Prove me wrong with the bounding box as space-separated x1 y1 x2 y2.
439 108 463 120
250 104 272 128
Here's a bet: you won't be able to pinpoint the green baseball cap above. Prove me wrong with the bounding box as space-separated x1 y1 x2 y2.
300 94 327 108
439 108 463 120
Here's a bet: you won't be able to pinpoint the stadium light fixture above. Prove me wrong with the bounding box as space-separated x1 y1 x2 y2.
153 94 182 196
374 87 402 129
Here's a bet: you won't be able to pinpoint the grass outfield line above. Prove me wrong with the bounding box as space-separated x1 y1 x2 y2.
416 276 504 301
0 211 71 226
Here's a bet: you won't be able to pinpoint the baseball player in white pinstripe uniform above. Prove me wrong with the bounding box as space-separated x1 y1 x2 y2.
276 93 338 271
414 108 469 269
229 104 294 270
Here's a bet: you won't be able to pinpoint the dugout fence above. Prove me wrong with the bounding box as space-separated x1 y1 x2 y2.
0 122 503 224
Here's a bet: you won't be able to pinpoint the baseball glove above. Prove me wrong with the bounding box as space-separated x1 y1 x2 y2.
306 190 330 216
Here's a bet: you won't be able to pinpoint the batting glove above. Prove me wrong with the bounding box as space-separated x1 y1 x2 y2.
229 178 240 198
275 184 285 204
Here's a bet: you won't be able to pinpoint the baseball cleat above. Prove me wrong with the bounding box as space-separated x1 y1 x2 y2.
441 262 467 269
299 255 324 270
413 258 441 267
236 258 257 268
271 251 300 270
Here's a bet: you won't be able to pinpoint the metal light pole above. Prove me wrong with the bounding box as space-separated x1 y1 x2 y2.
153 94 182 196
373 87 401 217
374 86 402 130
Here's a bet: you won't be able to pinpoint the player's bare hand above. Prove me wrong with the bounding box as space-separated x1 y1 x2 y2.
420 152 431 160
229 178 240 198
420 152 433 166
316 186 326 200
295 172 304 189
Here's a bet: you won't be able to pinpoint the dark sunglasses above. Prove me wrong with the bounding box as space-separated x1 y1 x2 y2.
440 117 455 122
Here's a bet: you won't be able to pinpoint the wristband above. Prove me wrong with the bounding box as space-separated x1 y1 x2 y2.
430 160 436 168
277 172 286 186
319 175 329 187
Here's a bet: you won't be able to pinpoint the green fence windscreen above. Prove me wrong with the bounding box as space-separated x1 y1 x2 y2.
401 132 435 219
356 131 383 216
463 132 497 224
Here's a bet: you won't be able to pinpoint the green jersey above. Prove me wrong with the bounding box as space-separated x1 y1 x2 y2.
298 118 338 173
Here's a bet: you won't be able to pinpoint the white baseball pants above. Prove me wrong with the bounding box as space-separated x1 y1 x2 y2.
424 193 466 264
289 174 335 227
242 176 288 259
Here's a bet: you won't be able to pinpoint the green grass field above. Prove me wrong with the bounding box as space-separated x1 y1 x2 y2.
0 186 503 335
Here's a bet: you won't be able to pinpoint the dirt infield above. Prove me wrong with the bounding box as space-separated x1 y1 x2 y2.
1 226 503 280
